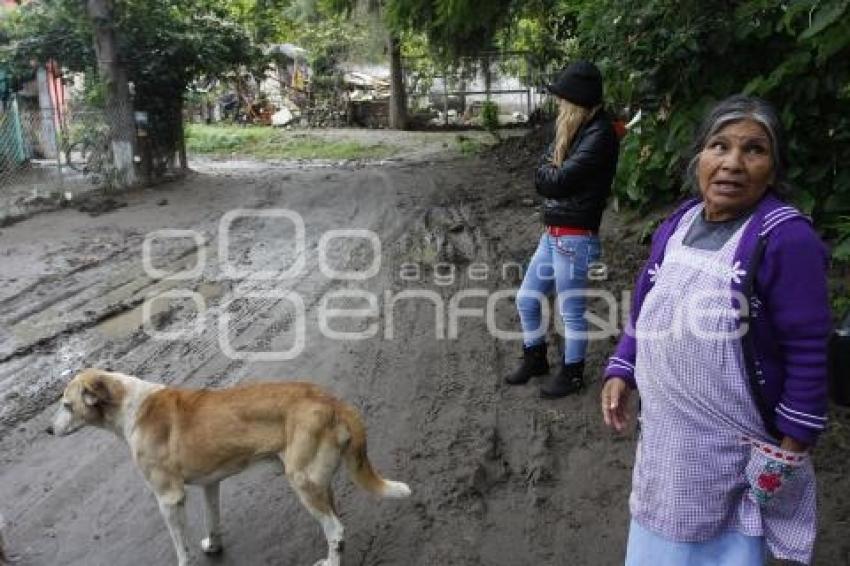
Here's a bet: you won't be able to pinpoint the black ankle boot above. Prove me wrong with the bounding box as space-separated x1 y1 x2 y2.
540 361 585 398
505 343 549 385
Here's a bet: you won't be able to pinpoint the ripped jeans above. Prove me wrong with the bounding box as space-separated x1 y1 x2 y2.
516 232 601 364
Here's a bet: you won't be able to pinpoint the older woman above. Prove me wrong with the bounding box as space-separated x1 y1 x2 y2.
506 60 619 397
601 95 830 565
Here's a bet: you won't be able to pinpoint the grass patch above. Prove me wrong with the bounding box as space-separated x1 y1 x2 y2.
185 124 398 160
455 134 484 156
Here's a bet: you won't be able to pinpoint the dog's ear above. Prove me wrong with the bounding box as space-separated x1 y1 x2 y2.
82 375 111 407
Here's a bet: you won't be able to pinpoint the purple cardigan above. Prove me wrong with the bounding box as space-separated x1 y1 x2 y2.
605 192 831 445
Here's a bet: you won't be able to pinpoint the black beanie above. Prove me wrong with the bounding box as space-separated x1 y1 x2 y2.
546 61 603 108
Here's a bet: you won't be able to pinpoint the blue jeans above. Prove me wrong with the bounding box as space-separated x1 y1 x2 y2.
516 232 601 364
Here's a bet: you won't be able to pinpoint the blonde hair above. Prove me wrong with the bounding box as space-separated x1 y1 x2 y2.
552 98 600 167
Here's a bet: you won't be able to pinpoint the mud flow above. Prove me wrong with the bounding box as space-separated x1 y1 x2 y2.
1 134 848 565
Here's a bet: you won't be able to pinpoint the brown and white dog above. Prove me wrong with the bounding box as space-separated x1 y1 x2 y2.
48 369 411 566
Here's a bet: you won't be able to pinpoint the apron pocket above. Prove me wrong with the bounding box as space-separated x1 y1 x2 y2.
744 440 808 509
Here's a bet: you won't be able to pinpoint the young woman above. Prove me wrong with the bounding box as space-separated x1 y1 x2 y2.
507 61 620 398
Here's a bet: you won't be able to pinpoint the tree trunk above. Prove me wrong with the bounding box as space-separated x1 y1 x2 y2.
177 99 187 171
36 66 59 159
86 0 137 187
388 33 407 130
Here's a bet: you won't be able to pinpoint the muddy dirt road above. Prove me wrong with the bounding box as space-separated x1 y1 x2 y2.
1 142 849 566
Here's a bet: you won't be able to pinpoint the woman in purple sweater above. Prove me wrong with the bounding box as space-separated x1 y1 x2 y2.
601 95 831 565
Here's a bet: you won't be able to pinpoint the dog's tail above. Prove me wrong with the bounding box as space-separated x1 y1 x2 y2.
337 405 411 499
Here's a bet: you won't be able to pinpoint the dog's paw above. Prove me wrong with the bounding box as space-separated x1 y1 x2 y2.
200 536 223 554
311 559 339 566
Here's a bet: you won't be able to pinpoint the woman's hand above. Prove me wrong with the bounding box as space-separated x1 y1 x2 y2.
601 377 631 432
780 436 808 453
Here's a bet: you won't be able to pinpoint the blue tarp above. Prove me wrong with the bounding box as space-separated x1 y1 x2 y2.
0 97 28 169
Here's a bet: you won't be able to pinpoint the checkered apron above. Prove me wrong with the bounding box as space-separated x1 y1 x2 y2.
630 205 817 564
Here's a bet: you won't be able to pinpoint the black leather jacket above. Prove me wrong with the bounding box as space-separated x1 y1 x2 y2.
535 110 620 230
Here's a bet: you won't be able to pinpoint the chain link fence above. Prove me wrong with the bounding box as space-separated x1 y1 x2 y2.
404 51 549 129
0 96 139 222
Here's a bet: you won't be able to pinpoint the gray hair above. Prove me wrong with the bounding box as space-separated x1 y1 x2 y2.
684 95 791 197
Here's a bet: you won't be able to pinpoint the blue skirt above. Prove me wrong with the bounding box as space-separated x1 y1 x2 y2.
626 519 766 566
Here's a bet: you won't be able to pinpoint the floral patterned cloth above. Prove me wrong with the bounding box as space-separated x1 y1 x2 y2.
630 204 817 564
743 436 808 505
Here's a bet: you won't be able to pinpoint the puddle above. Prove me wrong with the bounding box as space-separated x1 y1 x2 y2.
191 158 339 173
198 281 225 302
96 281 224 340
95 301 168 340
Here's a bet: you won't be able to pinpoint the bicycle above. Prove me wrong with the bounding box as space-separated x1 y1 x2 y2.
63 125 113 179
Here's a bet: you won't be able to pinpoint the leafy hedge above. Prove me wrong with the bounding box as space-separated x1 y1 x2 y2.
564 0 850 261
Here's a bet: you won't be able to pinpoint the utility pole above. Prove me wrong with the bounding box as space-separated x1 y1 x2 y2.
86 0 137 186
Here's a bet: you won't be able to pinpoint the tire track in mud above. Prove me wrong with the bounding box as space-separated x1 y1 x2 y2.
0 238 228 435
331 167 640 565
0 163 436 566
320 197 515 565
0 242 138 312
0 239 208 360
0 167 412 438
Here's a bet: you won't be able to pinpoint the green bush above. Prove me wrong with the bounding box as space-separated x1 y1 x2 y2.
481 100 499 132
831 216 850 263
455 135 482 155
567 0 850 264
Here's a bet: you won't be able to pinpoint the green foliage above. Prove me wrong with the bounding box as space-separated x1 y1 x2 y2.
454 134 482 155
613 101 710 205
0 0 259 163
480 100 499 132
385 0 517 60
562 0 850 263
79 72 107 108
1 1 258 88
638 217 661 245
330 0 523 66
0 0 93 78
117 3 258 91
401 30 440 101
831 216 850 262
291 13 374 73
495 0 580 73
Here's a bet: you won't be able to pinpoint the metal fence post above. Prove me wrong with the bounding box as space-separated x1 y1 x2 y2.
442 68 449 126
526 54 533 117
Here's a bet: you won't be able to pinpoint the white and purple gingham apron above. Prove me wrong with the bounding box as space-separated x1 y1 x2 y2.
630 205 817 564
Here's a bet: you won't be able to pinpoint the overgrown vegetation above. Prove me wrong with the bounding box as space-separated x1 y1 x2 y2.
185 124 398 160
1 0 257 175
480 100 500 133
574 2 848 203
567 0 849 261
454 134 483 155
